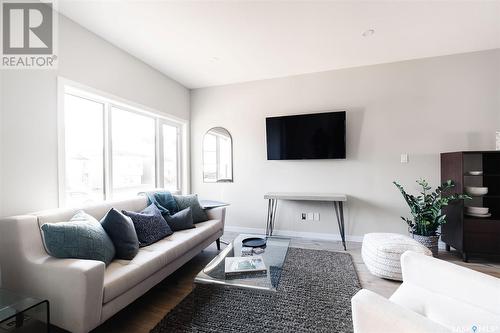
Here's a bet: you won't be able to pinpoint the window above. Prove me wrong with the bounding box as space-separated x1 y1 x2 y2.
111 107 156 200
59 83 184 207
63 94 105 206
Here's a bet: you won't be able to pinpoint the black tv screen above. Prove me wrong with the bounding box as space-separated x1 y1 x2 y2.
266 111 346 160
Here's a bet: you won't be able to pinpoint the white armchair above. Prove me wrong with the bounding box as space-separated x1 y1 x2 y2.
352 251 500 333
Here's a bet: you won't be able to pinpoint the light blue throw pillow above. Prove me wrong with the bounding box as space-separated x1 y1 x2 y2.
41 210 115 265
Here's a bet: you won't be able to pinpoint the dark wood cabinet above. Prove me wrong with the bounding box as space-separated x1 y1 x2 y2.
441 151 500 262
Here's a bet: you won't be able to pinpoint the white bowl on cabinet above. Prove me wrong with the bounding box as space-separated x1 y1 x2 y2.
465 206 489 215
465 186 488 196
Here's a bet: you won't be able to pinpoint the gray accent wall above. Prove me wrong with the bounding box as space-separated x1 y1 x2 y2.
190 49 500 238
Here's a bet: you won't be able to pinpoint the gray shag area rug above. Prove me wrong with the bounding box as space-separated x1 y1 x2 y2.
151 247 361 333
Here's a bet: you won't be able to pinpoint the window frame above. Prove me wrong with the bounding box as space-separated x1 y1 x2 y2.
159 119 183 191
57 77 187 208
203 129 233 183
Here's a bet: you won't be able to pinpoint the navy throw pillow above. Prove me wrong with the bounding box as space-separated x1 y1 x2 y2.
122 204 173 247
163 207 195 231
101 208 139 260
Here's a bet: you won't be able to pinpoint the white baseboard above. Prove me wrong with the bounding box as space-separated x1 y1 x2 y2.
224 225 363 243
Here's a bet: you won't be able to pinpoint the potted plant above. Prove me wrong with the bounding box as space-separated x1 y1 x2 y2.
393 179 470 256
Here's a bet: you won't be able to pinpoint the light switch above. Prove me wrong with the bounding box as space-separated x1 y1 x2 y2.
400 153 409 164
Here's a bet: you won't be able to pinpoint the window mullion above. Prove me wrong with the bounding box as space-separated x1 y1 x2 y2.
156 119 164 189
177 126 182 192
103 103 113 200
216 136 221 180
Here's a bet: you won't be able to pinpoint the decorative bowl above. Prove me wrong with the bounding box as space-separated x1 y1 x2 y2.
465 206 489 215
465 212 492 218
467 171 483 176
465 186 488 196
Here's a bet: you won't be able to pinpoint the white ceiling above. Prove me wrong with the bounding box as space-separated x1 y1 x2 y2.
58 1 500 89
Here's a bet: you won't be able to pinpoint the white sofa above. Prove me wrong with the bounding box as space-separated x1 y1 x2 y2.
352 251 500 333
0 197 226 333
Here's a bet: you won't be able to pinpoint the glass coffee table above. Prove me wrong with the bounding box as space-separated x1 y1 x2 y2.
0 289 49 332
195 234 290 292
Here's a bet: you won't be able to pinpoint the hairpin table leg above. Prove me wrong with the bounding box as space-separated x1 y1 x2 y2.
334 201 347 250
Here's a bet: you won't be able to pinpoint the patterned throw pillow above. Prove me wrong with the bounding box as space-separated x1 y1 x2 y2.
101 208 139 260
164 207 195 231
40 210 116 265
122 204 173 247
173 194 208 223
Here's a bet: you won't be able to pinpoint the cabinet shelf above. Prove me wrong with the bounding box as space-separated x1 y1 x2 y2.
463 216 500 223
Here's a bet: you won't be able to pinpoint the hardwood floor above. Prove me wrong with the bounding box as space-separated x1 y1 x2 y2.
86 232 500 333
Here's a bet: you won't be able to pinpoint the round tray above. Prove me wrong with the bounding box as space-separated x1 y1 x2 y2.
242 237 267 248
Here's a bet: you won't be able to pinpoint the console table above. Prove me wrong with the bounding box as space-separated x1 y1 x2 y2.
264 192 348 250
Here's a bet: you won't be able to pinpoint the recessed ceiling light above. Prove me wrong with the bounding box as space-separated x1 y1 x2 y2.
362 29 375 37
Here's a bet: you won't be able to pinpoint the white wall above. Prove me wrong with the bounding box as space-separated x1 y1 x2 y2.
0 15 189 217
191 49 500 239
0 70 3 217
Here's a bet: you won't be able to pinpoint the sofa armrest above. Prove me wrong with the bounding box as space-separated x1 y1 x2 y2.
26 257 105 333
0 215 105 333
351 289 451 333
401 251 500 314
206 207 226 227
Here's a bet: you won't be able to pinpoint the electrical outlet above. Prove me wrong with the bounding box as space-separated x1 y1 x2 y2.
400 153 409 164
307 212 314 220
313 213 320 221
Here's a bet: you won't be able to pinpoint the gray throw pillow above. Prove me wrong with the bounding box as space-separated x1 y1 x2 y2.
164 207 195 231
173 194 208 223
122 204 173 247
101 208 139 260
41 210 116 266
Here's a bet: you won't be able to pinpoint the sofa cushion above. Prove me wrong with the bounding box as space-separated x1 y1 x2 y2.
122 204 173 247
102 219 224 303
101 208 139 260
390 283 500 331
40 210 116 265
145 219 223 258
103 249 166 303
173 194 208 223
163 207 195 231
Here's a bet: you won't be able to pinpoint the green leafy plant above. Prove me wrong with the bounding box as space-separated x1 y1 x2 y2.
393 179 470 236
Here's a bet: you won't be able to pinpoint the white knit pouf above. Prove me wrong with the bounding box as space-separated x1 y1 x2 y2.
361 233 432 281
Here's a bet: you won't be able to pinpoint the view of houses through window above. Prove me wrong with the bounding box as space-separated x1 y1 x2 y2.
62 87 183 207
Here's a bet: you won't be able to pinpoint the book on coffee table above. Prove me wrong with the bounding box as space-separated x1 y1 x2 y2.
224 256 267 276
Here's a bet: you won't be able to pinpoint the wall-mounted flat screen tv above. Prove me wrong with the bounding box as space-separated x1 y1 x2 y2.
266 111 346 160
